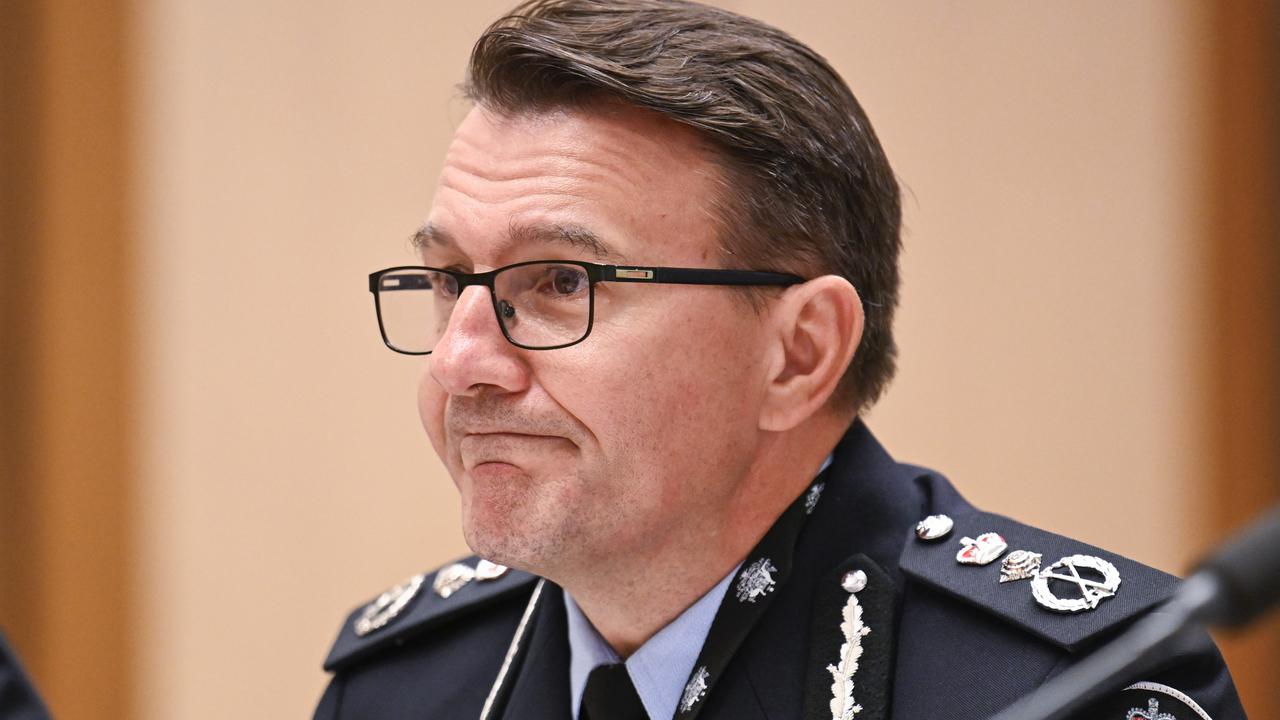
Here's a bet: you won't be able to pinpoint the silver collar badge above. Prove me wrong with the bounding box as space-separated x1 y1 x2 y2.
998 550 1042 583
354 573 425 637
736 557 778 603
956 532 1008 566
1127 698 1176 720
805 482 825 515
828 569 871 719
680 666 710 713
915 514 953 541
1031 554 1122 613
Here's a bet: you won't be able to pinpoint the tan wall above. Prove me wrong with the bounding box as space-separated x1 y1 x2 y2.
131 2 1224 717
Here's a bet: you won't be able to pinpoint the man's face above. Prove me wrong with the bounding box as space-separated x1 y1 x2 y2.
418 105 773 578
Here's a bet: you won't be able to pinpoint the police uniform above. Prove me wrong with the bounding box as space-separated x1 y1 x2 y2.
0 632 50 720
314 421 1246 719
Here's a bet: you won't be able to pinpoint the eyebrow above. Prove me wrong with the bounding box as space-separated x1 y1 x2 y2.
410 221 623 262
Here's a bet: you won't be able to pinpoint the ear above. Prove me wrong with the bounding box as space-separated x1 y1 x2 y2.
758 276 864 432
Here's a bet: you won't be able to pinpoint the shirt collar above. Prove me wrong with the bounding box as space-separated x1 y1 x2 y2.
564 567 738 720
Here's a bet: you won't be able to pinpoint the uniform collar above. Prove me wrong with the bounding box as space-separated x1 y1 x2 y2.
564 568 738 720
563 454 833 720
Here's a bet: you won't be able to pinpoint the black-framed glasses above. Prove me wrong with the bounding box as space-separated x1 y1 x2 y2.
369 260 805 355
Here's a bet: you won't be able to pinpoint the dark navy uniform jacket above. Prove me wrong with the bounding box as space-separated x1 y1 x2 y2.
0 632 50 720
316 422 1246 719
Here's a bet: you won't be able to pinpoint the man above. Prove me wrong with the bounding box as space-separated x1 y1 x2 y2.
316 1 1245 718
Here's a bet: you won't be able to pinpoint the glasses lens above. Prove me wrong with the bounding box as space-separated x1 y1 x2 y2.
375 269 457 353
493 262 591 348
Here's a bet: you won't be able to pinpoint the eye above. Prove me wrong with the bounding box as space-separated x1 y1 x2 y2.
427 271 459 300
543 265 588 297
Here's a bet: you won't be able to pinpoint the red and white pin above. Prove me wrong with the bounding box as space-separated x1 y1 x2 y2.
956 532 1009 566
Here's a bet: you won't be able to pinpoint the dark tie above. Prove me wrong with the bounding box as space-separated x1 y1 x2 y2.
580 663 649 720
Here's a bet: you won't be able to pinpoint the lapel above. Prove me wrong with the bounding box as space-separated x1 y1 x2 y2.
499 583 572 720
703 421 931 720
486 421 952 720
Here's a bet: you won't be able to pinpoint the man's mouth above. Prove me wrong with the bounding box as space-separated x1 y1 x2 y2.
458 432 569 471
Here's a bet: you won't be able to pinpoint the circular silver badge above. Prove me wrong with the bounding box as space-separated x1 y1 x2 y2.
841 569 868 593
915 514 954 541
354 574 425 637
1031 554 1121 613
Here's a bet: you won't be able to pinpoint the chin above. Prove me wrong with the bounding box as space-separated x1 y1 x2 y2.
459 494 544 572
458 486 588 579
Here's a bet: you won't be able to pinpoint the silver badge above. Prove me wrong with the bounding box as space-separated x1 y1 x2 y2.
679 665 709 713
1127 698 1176 720
1031 554 1122 613
915 514 953 541
805 482 825 515
474 559 509 581
432 562 476 599
736 557 778 603
999 550 1042 583
956 532 1008 566
354 574 425 637
827 577 871 720
841 569 868 593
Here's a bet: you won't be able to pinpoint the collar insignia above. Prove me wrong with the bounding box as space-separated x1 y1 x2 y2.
353 574 425 637
679 666 710 713
1031 554 1122 613
1127 698 1176 720
956 532 1008 566
999 550 1042 583
736 557 778 603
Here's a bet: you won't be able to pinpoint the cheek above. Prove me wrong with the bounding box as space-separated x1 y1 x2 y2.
417 366 449 458
566 300 765 451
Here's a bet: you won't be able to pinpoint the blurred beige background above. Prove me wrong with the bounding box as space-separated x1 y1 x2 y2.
2 1 1277 718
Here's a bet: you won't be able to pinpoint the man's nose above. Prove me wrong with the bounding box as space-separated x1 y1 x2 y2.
428 285 529 397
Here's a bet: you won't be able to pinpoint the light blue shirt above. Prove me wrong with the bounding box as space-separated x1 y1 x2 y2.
564 567 737 720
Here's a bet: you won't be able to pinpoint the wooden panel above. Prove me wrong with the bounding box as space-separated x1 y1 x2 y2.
0 0 43 669
1204 0 1280 716
0 1 136 718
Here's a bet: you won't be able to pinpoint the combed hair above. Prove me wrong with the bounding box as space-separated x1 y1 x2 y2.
464 0 903 411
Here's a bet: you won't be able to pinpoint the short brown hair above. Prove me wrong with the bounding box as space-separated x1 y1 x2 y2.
464 0 902 411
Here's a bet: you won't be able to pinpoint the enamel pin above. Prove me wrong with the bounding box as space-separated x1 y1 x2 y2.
432 562 476 599
998 550 1042 583
354 573 425 637
915 514 954 541
1031 554 1122 613
956 532 1008 566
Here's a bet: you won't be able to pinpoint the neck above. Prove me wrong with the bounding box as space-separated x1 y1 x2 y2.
560 414 849 657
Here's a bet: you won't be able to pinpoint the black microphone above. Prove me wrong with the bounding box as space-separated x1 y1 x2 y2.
1192 504 1280 627
987 503 1280 720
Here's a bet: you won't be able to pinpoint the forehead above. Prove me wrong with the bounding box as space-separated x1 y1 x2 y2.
423 104 726 265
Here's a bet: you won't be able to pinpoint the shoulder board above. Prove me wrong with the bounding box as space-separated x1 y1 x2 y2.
899 511 1179 652
323 556 538 672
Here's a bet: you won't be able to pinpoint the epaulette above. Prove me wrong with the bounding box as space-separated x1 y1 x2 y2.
323 556 538 672
899 511 1180 652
